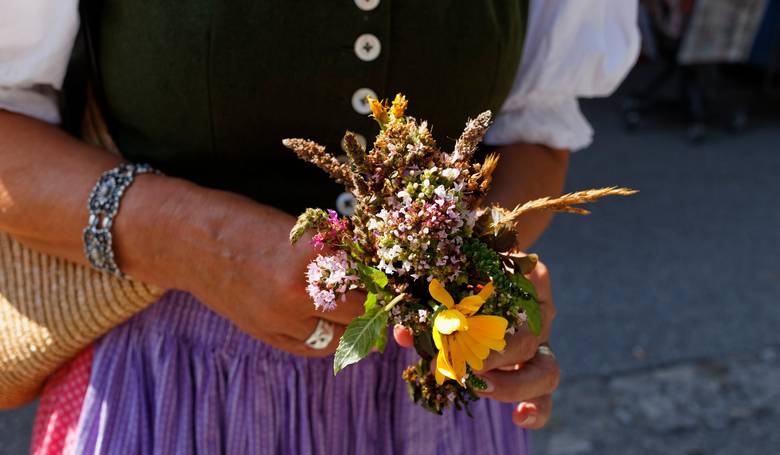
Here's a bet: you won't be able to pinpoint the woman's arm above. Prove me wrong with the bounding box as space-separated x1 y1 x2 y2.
485 143 569 250
0 108 206 289
0 109 365 361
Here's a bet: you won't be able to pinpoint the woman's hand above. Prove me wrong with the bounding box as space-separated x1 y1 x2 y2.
393 258 559 428
474 259 559 428
0 108 365 358
117 182 366 358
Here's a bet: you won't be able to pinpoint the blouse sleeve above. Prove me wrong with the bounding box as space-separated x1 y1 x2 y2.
0 0 80 124
484 0 641 151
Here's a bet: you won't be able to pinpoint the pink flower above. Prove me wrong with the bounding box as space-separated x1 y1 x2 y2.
311 233 326 251
305 251 359 311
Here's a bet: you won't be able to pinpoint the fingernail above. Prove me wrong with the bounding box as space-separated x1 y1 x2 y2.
476 376 494 393
393 325 415 348
516 402 538 425
517 402 538 414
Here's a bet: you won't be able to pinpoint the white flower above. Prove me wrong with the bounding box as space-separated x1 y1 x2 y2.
442 168 460 180
367 218 381 230
396 190 412 205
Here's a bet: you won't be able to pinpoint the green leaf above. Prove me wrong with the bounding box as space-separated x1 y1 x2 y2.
520 298 542 337
511 272 538 300
363 292 378 312
413 331 436 361
510 272 541 335
333 305 389 374
356 263 389 293
374 328 388 353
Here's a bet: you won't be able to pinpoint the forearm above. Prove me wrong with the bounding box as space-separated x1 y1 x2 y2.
485 142 570 250
0 110 292 291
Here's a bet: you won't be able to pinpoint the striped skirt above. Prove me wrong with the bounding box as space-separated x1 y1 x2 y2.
34 291 530 454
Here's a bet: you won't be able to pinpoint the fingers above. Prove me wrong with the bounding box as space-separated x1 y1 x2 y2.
512 395 553 429
526 259 552 305
281 318 347 358
317 290 366 325
476 346 560 404
393 325 415 348
478 259 557 371
480 330 539 372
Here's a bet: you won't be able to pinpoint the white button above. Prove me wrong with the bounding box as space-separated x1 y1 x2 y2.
354 0 380 11
354 34 381 62
341 133 368 152
351 88 377 114
336 192 357 216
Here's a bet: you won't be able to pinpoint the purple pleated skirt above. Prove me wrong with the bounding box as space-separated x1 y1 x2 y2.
72 291 530 454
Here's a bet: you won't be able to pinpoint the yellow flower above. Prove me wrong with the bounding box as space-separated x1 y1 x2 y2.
429 279 508 386
366 96 388 124
390 93 408 119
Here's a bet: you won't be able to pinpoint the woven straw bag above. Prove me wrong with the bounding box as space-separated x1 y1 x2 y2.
0 90 164 407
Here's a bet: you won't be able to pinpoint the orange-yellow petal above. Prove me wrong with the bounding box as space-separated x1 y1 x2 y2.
435 337 458 384
432 327 443 351
467 332 506 352
478 281 495 301
448 338 467 382
434 309 468 335
429 279 454 309
467 315 508 351
453 333 484 371
367 96 384 117
468 315 508 337
455 295 484 317
390 93 408 118
459 331 490 360
435 350 450 384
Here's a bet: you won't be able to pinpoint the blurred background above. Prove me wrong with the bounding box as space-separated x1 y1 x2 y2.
2 0 779 453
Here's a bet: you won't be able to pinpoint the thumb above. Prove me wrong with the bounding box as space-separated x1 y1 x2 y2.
393 324 415 348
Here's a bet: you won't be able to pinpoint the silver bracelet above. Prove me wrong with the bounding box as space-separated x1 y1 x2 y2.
83 162 161 277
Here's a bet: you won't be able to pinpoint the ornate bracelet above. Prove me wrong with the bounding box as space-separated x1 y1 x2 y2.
83 162 161 277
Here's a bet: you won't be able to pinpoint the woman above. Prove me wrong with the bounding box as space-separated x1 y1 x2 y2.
0 1 639 453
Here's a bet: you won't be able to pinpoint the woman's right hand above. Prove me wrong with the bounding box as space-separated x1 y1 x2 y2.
133 182 366 357
0 106 363 358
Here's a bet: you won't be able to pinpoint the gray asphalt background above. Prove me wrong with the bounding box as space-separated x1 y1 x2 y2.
1 70 778 454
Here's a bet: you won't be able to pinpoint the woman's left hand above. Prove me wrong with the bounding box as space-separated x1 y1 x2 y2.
393 258 559 429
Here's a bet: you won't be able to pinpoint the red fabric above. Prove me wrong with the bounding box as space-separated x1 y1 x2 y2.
30 345 94 455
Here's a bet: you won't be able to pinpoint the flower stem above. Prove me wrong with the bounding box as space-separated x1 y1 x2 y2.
383 293 406 312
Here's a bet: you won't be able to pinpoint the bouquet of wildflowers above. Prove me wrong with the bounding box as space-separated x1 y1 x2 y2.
283 95 635 414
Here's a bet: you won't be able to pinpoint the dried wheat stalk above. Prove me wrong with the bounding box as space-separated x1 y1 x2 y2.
449 111 492 164
282 138 352 186
501 187 638 225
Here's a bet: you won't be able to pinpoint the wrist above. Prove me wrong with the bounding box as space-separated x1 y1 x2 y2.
113 173 296 296
111 173 213 289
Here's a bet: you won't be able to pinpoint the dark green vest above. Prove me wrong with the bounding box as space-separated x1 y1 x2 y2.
86 1 528 213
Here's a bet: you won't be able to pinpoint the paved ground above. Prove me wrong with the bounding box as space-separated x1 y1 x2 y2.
531 85 780 453
1 72 778 454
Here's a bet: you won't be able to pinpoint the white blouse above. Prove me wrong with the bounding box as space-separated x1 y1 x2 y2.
0 0 639 151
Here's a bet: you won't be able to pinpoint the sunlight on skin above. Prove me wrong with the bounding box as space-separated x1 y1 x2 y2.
0 180 14 214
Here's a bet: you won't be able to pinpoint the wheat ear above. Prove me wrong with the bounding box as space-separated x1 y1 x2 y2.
282 138 352 186
501 187 638 224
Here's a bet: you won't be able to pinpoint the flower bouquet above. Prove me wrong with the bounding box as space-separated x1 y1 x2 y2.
283 95 635 414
